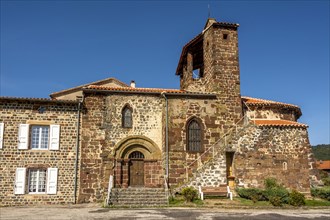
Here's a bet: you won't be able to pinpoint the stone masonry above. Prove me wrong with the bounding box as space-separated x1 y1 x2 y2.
0 18 319 206
0 98 79 206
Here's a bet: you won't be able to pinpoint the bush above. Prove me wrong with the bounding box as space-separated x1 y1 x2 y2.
269 196 283 207
181 187 198 202
288 190 305 206
323 177 330 186
264 177 280 189
311 187 330 201
236 188 264 203
263 187 289 206
319 171 330 186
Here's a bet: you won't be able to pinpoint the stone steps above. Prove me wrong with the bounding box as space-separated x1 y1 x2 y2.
175 124 255 192
109 188 168 207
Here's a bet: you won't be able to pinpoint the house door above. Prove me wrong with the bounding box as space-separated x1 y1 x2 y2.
129 151 144 187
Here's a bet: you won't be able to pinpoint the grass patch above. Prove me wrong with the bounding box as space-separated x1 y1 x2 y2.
169 195 203 207
234 197 271 207
305 199 330 206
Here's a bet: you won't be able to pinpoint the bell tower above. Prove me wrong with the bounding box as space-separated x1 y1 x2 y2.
176 18 242 121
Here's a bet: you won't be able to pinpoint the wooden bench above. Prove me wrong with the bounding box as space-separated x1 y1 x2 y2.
198 185 233 200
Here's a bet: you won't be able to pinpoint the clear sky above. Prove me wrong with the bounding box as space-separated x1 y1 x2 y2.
1 0 329 145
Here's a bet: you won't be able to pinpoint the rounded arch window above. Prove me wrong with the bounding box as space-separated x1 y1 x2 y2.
122 105 132 128
129 151 145 159
187 119 202 152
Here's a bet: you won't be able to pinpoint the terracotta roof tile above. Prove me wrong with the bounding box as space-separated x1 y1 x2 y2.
83 85 216 96
50 77 128 98
0 96 78 104
242 96 299 108
252 119 308 128
242 96 302 117
316 160 330 170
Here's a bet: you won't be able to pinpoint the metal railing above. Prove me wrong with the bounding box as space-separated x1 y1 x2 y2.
186 115 247 171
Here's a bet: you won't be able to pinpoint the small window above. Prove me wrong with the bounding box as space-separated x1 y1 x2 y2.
187 119 202 152
283 162 288 170
31 125 49 149
223 34 228 40
28 169 46 193
122 106 132 128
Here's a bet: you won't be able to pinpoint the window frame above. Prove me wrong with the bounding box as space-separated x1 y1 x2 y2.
28 169 47 194
122 105 133 128
186 118 203 153
14 167 58 195
18 124 60 150
30 125 50 150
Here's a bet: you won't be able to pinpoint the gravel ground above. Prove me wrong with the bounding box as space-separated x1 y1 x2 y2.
1 205 330 220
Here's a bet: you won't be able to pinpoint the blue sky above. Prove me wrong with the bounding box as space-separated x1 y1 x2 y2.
1 0 329 145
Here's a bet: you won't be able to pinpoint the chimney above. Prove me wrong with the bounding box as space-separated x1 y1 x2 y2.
130 80 136 88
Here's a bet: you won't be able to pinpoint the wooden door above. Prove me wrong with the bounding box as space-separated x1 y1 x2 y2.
129 160 144 186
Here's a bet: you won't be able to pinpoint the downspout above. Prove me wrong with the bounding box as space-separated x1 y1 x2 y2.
74 98 82 204
161 92 169 187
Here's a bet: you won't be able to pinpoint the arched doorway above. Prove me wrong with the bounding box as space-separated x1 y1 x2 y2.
129 151 145 187
112 136 162 188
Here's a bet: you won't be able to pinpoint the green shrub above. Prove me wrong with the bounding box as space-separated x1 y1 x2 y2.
236 188 264 202
181 187 198 202
311 187 330 201
288 190 305 206
269 196 283 207
264 177 280 189
263 187 289 205
319 171 330 186
323 177 330 186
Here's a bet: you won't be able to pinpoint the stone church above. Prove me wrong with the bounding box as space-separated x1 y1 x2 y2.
0 18 318 206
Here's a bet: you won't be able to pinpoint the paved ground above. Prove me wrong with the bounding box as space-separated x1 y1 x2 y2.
1 205 330 220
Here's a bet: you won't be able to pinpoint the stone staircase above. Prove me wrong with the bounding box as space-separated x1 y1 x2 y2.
175 122 258 192
109 188 168 207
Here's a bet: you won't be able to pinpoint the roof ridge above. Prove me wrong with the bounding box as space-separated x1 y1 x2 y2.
242 96 300 108
50 77 128 97
252 119 308 128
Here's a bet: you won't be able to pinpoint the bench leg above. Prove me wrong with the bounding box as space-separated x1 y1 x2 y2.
228 192 233 200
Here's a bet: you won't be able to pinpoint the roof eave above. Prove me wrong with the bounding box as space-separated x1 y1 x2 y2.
82 88 217 98
0 96 79 104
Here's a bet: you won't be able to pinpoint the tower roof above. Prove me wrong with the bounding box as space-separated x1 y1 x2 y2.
175 19 239 76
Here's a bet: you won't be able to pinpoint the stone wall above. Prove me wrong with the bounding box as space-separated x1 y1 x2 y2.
245 106 297 121
79 92 164 203
0 99 79 206
234 125 314 194
167 96 231 186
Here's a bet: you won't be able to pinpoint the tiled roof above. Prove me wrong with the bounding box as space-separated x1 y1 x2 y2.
50 77 128 98
242 96 302 117
0 96 78 104
83 85 216 96
213 22 240 28
242 96 300 108
252 119 308 128
316 160 330 170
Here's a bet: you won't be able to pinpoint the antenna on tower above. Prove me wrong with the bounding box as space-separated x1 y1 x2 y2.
208 4 211 18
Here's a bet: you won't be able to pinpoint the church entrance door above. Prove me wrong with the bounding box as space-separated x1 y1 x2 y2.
129 151 145 187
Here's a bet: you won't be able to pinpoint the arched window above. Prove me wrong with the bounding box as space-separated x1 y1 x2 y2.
129 151 144 159
187 119 202 152
122 106 132 128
